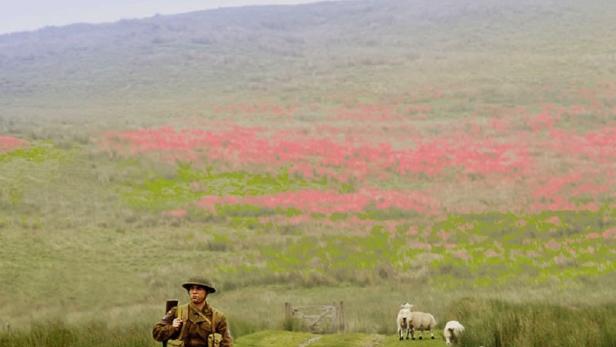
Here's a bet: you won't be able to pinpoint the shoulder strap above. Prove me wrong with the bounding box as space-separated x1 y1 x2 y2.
210 307 222 346
211 307 217 329
178 304 189 321
177 304 189 340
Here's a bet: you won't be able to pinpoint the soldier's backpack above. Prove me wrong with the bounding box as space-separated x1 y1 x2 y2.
167 304 223 347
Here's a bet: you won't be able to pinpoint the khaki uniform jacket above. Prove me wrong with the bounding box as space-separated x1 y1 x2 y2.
153 302 233 347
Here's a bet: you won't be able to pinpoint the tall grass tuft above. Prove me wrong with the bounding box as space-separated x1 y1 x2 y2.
0 321 157 347
445 298 616 347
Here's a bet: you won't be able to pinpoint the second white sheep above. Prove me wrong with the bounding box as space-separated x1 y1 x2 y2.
443 320 465 345
409 304 437 340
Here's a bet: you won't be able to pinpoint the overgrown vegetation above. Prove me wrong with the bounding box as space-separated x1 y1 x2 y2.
1 0 615 346
449 298 616 347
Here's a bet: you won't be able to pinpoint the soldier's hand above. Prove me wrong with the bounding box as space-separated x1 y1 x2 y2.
172 318 183 329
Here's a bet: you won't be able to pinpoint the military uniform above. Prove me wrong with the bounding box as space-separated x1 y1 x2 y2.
153 302 233 347
153 277 233 347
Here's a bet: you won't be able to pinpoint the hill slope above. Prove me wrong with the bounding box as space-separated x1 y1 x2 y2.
1 0 615 126
0 2 615 346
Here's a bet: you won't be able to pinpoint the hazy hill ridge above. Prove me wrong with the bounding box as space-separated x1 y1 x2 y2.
1 0 615 107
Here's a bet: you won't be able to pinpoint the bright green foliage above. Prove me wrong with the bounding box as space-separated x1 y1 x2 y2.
0 143 66 163
252 209 616 288
235 330 315 347
309 333 388 347
121 164 330 210
0 143 72 210
261 229 399 275
235 331 446 347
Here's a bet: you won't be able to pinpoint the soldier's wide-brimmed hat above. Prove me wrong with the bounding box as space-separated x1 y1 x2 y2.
182 277 217 293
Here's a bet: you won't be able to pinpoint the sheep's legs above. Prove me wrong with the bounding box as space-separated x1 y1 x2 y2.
398 326 411 340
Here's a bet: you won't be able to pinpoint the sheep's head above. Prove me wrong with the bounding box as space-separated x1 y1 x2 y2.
400 303 413 310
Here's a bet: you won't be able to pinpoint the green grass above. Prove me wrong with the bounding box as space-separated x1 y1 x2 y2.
1 327 435 347
4 297 614 347
235 330 315 347
121 163 333 211
0 322 157 347
0 143 65 163
0 2 615 346
448 298 616 347
251 209 616 288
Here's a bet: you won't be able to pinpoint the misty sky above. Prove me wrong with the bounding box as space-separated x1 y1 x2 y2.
0 0 341 34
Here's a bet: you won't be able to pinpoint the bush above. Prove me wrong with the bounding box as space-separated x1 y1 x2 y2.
444 298 616 347
0 321 156 347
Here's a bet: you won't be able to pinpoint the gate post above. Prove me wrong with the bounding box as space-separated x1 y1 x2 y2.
337 301 345 332
285 302 292 321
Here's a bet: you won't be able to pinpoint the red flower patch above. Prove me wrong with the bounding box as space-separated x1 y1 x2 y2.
549 126 616 163
197 188 437 215
0 135 27 153
98 99 615 215
162 209 188 218
102 125 532 180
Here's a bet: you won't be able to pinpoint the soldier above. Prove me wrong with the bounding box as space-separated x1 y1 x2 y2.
153 277 233 347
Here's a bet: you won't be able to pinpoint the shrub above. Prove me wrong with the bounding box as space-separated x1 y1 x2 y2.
444 298 616 347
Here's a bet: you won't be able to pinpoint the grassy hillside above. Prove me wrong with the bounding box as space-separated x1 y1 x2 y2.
1 0 615 127
0 0 615 346
3 298 616 346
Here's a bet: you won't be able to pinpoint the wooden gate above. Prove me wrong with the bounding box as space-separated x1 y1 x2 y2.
284 301 345 333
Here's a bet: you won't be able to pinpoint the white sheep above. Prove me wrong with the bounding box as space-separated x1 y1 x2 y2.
408 306 437 340
443 320 465 345
396 303 413 340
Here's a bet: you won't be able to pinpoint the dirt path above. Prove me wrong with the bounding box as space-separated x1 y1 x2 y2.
298 335 322 347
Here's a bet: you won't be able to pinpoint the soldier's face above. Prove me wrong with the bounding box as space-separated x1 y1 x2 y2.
188 285 207 304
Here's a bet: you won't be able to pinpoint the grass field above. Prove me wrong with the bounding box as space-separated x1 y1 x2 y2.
3 297 616 347
1 1 615 346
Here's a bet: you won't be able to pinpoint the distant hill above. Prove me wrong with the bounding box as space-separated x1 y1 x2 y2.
0 0 615 125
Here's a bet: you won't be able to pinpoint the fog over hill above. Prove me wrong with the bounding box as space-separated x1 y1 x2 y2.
0 0 615 125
